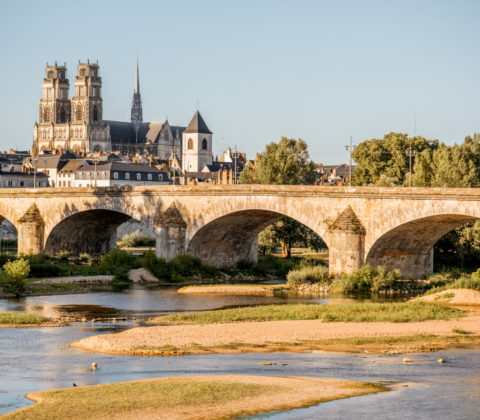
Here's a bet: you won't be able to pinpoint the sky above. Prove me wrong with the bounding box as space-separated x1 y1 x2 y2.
0 0 479 164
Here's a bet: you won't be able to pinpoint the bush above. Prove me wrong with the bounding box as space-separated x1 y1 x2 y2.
334 264 402 293
29 264 61 278
55 250 71 261
79 253 92 263
287 266 330 288
1 258 30 296
97 249 138 271
119 230 156 248
235 259 256 270
0 254 17 267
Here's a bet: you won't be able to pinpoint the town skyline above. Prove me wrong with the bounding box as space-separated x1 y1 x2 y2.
1 0 480 164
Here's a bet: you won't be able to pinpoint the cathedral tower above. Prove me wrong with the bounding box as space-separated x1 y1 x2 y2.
182 110 213 172
33 62 71 154
70 60 109 153
131 60 143 137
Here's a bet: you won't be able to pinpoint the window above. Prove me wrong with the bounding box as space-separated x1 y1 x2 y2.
137 173 141 180
60 108 66 123
91 70 95 77
76 108 83 121
83 70 86 76
188 138 193 150
158 174 163 181
125 173 130 180
36 181 40 187
93 106 98 121
102 172 106 179
19 181 25 187
113 172 118 179
49 71 54 78
202 139 208 150
147 173 152 181
44 108 50 122
7 181 13 187
87 172 91 179
46 170 50 175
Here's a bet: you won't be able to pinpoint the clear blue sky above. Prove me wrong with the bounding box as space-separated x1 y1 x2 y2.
1 0 479 163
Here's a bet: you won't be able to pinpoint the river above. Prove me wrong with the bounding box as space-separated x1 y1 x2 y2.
1 284 479 419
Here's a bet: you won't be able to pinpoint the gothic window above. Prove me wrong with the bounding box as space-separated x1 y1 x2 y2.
202 139 208 150
76 108 83 121
188 138 193 150
114 172 118 179
60 108 66 123
93 106 98 121
147 173 152 180
125 173 130 180
44 108 50 123
137 173 141 180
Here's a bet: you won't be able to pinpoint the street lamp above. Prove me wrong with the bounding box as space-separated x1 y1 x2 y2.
92 158 99 187
405 137 417 188
32 158 38 187
344 136 356 186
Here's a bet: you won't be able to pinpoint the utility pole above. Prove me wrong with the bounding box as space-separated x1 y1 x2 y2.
234 144 237 185
345 137 356 186
171 139 180 189
32 158 38 187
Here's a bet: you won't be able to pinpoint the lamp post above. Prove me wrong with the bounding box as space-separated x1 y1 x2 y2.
92 158 99 187
32 158 38 187
405 137 416 188
344 136 356 186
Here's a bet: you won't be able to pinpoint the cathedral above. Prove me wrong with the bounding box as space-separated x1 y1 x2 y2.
33 60 213 170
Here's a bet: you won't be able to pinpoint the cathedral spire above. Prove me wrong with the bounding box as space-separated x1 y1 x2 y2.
131 56 143 135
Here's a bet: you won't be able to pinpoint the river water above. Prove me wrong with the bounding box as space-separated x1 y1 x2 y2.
1 284 479 419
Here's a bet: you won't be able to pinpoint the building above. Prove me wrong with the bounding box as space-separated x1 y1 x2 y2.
70 162 171 187
0 167 48 188
32 59 215 175
0 150 31 172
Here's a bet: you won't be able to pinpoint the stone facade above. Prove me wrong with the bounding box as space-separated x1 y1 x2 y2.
1 185 479 278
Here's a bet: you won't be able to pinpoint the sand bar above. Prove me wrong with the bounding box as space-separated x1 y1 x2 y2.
415 289 480 305
5 375 385 420
178 285 276 294
72 315 480 356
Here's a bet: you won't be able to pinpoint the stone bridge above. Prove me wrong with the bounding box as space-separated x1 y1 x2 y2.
1 185 479 278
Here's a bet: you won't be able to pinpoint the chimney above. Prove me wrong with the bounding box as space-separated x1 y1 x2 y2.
9 149 13 153
43 169 47 174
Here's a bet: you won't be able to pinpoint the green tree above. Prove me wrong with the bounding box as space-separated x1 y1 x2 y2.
258 225 277 256
240 137 316 185
352 132 438 186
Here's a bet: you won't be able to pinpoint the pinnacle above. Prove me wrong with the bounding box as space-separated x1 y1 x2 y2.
18 203 44 225
155 202 186 228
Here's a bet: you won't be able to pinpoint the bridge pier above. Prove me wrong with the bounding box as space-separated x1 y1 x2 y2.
154 202 186 261
17 204 45 255
328 206 365 277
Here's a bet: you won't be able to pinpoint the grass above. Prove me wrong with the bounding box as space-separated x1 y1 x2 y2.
434 292 454 301
0 312 48 325
4 379 284 420
451 327 471 335
425 277 480 295
153 301 462 324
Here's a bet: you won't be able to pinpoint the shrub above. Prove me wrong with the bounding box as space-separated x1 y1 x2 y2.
29 264 61 278
142 251 171 280
296 256 326 270
235 259 256 271
334 264 402 293
79 253 92 263
425 276 480 295
119 230 156 248
55 250 71 261
97 249 138 271
0 254 17 267
2 258 30 296
287 265 330 288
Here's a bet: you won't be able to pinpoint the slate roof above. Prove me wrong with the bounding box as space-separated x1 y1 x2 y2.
107 121 186 145
58 160 84 174
183 111 212 134
75 162 165 174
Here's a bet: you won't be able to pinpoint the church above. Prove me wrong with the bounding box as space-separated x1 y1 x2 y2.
32 60 213 171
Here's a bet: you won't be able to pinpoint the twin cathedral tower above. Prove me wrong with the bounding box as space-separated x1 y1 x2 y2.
33 60 213 172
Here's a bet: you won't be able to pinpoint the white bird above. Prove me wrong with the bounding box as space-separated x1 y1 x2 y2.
403 358 412 363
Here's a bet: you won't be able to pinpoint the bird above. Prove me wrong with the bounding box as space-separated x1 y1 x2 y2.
73 383 77 387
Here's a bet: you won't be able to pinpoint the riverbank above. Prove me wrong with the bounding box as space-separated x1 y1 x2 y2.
71 314 480 356
0 312 69 328
4 375 385 420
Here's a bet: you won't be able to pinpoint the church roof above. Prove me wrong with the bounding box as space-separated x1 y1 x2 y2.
183 111 213 134
107 121 186 145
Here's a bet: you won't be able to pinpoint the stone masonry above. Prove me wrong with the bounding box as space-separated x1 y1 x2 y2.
0 184 479 278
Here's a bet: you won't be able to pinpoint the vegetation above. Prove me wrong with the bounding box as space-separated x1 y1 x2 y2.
1 258 30 296
3 379 282 420
118 230 156 248
424 276 480 295
0 312 48 325
154 301 461 324
287 265 330 288
333 264 402 293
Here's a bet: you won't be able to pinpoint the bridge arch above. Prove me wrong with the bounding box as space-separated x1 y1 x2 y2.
365 213 479 278
186 207 327 266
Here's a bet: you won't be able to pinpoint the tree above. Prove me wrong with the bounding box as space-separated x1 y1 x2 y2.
352 132 438 186
2 258 30 296
240 137 316 185
242 137 323 257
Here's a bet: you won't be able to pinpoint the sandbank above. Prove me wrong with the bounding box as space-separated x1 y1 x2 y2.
178 285 279 294
416 289 480 305
71 315 480 356
5 375 385 420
